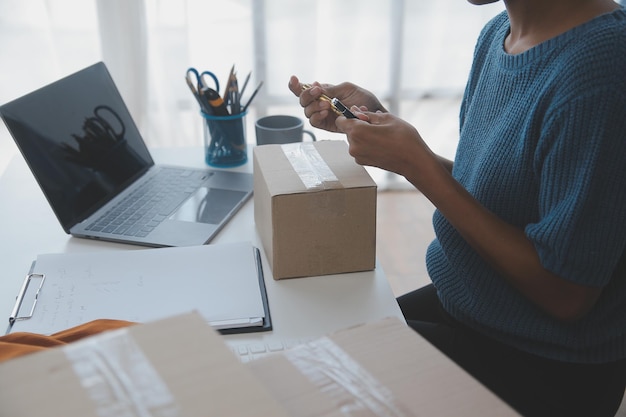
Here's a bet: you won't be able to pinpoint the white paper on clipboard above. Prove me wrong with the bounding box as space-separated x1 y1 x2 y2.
8 241 267 335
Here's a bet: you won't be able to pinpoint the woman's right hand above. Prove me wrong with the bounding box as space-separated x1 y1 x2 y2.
288 75 387 133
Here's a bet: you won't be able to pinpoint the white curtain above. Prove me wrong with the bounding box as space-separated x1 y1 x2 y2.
0 0 503 175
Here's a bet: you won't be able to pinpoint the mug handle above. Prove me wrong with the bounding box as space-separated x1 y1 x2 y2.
303 130 316 142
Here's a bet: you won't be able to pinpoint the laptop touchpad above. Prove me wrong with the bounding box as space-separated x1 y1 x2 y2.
170 187 247 225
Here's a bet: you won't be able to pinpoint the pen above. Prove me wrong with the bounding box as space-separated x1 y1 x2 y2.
302 83 356 117
301 83 333 105
202 87 230 116
331 98 357 119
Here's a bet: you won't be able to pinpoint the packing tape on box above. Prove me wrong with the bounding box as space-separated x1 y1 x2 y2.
284 336 408 417
281 143 343 191
64 327 180 417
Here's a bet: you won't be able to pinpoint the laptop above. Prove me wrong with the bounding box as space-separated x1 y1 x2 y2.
0 62 253 248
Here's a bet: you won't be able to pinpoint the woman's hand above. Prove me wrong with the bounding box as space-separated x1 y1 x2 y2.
288 75 387 133
336 108 445 188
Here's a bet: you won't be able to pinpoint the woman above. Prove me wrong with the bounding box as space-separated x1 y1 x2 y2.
288 0 626 415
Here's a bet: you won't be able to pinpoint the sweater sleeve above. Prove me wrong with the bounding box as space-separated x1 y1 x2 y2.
526 85 626 287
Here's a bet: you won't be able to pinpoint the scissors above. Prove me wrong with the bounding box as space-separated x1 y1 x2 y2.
186 67 220 94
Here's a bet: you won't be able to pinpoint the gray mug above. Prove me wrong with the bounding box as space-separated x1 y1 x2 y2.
255 115 316 145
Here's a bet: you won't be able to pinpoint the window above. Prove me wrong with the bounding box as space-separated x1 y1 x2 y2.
0 0 504 173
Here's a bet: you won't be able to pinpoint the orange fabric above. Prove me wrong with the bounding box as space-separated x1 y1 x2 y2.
0 319 136 363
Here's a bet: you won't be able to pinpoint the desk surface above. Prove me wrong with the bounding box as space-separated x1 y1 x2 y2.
0 146 521 415
0 146 404 347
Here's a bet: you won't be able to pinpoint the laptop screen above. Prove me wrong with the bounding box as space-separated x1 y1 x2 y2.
0 62 153 232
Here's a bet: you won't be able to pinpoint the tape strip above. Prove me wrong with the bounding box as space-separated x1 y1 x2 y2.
64 328 179 417
282 143 342 191
284 336 407 417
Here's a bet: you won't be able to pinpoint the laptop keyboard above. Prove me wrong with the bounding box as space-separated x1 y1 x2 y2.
86 167 208 237
229 338 313 363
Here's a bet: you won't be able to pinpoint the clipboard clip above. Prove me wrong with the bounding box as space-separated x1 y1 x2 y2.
9 273 45 325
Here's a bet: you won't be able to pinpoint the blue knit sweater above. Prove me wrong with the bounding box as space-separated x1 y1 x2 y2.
426 8 626 363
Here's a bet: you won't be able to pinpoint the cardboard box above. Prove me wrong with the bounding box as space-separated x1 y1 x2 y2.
253 141 377 279
245 317 520 417
0 312 289 417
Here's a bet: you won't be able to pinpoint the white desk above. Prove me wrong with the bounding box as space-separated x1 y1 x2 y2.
0 147 404 349
0 147 524 416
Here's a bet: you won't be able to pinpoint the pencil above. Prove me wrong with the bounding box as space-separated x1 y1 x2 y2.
242 81 264 112
240 72 251 96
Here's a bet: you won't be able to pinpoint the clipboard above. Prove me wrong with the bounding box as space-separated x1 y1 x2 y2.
6 241 272 336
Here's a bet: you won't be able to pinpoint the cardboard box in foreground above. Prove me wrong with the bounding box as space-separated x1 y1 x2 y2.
254 141 377 279
0 312 289 417
246 317 520 417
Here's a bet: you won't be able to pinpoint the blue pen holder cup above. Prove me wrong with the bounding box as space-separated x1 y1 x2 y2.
201 110 248 167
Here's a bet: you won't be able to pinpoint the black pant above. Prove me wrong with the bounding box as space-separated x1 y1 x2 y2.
397 284 626 417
